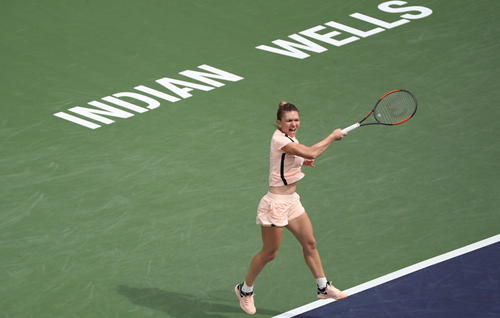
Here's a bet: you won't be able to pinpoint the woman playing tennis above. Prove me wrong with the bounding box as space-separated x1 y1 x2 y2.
235 101 348 314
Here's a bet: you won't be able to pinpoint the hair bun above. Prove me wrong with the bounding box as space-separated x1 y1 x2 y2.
276 101 299 120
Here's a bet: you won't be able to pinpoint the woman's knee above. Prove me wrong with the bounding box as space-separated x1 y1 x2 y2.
261 249 279 263
303 238 317 253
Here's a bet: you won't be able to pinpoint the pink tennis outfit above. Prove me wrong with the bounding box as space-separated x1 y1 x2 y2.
256 130 306 227
268 129 305 187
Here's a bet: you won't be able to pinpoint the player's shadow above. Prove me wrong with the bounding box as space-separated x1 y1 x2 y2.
117 285 280 317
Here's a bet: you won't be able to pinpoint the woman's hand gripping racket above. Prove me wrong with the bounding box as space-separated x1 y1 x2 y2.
342 89 418 133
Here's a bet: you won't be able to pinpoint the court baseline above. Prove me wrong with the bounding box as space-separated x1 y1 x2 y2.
273 234 500 317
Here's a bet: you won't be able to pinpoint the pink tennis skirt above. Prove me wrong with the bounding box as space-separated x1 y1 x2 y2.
256 192 305 227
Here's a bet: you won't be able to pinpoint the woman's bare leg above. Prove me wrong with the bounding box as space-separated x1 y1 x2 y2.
245 226 283 286
286 212 325 278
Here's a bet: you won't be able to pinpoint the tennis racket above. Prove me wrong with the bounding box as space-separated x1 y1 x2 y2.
342 89 418 133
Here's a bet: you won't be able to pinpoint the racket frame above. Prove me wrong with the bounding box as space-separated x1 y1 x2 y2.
342 89 417 133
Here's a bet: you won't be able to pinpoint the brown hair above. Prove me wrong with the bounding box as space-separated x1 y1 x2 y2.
277 101 299 120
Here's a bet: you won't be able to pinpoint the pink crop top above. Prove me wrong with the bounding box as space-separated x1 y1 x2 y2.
269 129 305 187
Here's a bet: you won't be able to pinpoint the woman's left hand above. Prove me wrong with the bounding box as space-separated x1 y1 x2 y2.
303 159 315 168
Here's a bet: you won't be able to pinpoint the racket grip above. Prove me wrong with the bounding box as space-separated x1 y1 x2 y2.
342 123 360 133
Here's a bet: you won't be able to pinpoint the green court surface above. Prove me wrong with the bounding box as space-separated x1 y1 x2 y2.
1 1 499 317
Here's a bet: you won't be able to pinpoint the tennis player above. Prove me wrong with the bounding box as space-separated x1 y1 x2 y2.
235 101 348 314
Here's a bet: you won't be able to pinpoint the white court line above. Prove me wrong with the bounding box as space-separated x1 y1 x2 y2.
272 234 500 318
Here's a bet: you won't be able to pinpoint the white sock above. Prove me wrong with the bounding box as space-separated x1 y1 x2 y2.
242 281 253 293
316 277 328 289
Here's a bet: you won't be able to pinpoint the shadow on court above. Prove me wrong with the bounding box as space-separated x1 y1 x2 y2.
118 285 281 317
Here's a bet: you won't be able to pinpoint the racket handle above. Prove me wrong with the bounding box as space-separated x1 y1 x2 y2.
342 123 360 133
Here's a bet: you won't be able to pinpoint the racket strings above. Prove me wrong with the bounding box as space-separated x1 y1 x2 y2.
375 91 416 124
